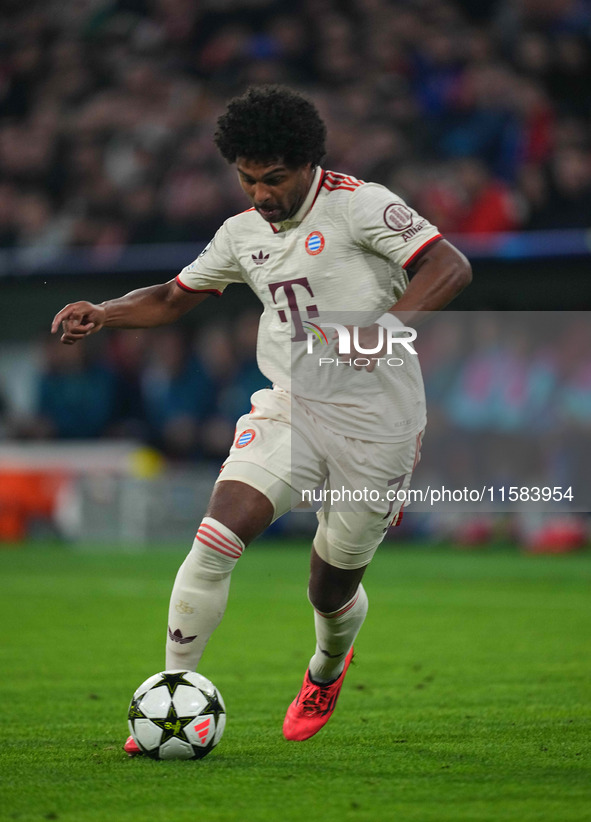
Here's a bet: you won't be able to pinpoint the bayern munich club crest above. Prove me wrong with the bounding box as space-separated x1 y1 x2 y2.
383 203 413 232
235 429 256 448
305 231 325 255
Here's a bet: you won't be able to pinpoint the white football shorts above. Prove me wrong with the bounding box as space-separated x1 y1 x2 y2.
217 386 423 569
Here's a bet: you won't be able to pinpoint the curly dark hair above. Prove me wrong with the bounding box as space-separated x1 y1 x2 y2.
214 85 326 168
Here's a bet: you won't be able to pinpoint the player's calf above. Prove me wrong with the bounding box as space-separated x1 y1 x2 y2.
308 584 368 684
166 517 245 670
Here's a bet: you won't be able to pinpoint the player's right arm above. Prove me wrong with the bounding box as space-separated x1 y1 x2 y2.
51 279 210 345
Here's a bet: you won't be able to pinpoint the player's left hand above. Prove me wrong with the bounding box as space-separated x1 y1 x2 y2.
51 300 106 345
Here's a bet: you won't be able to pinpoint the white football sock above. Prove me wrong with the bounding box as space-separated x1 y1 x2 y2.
165 517 244 671
308 584 368 684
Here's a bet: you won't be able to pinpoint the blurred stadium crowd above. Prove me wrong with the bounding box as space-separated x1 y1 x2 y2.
1 315 264 459
418 313 590 490
2 312 590 471
1 0 590 545
1 0 591 255
3 310 590 547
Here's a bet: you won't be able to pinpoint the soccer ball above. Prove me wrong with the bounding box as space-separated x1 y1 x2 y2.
128 670 226 760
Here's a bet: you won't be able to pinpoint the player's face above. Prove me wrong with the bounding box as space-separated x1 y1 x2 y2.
236 158 315 223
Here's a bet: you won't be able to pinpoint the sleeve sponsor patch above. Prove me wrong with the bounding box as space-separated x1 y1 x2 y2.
383 203 413 232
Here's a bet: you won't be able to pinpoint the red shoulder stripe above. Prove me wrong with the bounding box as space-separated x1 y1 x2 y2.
322 182 363 192
322 170 364 192
324 171 364 186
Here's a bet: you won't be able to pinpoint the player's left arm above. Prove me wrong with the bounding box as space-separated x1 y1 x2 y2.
356 239 471 370
388 238 472 322
348 184 471 321
347 184 471 369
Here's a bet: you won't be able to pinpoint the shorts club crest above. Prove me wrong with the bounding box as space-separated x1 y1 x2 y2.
235 429 256 448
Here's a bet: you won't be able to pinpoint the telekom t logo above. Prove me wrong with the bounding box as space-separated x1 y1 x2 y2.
268 277 319 341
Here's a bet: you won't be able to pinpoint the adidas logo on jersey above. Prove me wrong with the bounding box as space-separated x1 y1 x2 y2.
252 250 269 265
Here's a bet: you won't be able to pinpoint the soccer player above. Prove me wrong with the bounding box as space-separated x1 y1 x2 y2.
51 86 471 747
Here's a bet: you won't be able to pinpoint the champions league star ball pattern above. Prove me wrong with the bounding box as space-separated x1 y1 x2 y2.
128 670 226 760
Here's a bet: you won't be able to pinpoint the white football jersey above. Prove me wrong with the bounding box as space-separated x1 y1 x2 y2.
177 167 442 442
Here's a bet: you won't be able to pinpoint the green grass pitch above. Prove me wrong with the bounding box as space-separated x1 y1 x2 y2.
0 540 590 822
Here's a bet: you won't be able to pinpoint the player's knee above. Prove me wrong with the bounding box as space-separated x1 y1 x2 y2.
313 510 385 571
207 478 276 545
187 517 245 580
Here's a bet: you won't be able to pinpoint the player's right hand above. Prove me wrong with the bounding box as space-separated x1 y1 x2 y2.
51 301 106 345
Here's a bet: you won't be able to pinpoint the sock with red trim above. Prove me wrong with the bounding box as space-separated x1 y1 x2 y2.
308 584 368 684
165 516 245 671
